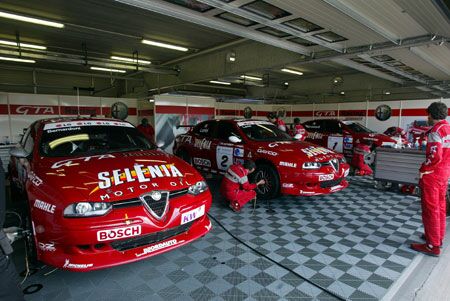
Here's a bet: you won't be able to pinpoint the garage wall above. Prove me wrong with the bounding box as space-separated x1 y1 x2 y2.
0 92 138 143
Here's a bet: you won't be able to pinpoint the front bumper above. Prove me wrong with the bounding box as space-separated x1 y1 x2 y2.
280 164 350 196
35 192 212 272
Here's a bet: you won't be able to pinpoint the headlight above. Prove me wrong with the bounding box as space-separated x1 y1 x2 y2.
63 202 112 217
188 181 208 195
340 157 347 164
302 162 322 169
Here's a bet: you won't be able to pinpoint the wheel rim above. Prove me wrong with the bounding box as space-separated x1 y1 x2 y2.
255 169 272 195
364 151 376 165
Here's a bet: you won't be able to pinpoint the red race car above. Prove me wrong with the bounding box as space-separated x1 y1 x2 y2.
303 119 399 164
9 118 212 271
407 120 431 144
173 119 350 199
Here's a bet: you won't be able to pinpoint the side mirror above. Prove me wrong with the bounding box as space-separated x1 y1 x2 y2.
10 146 30 158
228 136 242 144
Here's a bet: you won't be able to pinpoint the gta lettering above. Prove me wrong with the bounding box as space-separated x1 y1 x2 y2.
135 239 178 257
28 171 43 186
98 164 183 189
257 149 278 156
301 146 334 158
315 110 336 117
38 242 56 252
179 135 192 144
319 174 335 182
194 138 212 150
63 259 93 269
193 157 211 167
51 154 115 169
16 105 54 115
280 162 297 168
34 199 56 214
97 225 141 242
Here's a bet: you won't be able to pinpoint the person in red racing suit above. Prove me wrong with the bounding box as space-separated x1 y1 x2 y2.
268 112 287 132
351 142 373 176
137 118 155 142
220 160 265 212
411 102 450 257
291 118 307 141
384 126 407 140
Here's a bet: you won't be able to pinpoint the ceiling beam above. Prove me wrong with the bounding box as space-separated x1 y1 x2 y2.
410 45 450 76
330 58 404 83
114 0 311 55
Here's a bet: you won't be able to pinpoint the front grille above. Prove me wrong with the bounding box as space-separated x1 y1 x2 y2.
320 178 343 188
111 188 189 209
110 221 193 251
141 192 169 218
321 159 340 171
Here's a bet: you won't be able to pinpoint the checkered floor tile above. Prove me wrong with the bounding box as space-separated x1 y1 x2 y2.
13 176 425 301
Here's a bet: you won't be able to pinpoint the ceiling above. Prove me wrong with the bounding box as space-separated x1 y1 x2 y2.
0 0 449 102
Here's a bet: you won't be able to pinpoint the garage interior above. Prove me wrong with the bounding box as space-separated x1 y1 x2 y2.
1 0 450 300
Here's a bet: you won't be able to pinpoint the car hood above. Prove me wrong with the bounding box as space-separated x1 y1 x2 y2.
251 140 342 162
34 150 203 204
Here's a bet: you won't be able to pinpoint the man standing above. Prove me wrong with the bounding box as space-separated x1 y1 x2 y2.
291 118 307 141
0 158 24 301
137 118 155 143
220 160 265 212
351 142 373 176
411 102 450 257
267 112 287 132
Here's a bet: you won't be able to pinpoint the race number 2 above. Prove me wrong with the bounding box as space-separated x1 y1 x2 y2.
216 146 233 170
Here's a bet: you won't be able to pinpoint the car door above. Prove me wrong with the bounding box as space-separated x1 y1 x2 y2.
325 120 344 153
304 120 327 147
212 121 244 172
190 121 216 172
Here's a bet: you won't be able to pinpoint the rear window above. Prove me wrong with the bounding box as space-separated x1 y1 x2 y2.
40 120 154 157
193 121 216 138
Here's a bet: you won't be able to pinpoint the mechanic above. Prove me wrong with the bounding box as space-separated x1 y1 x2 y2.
137 118 155 143
267 112 287 132
351 141 373 176
411 102 450 257
384 126 407 140
291 118 307 141
220 160 265 212
0 158 25 301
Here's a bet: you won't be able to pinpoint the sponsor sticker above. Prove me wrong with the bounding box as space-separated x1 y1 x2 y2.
34 199 56 214
307 132 324 140
193 157 211 167
181 205 205 225
97 225 142 242
234 148 244 158
237 120 272 127
38 242 56 252
280 162 297 168
135 239 178 257
44 120 133 130
28 171 43 186
301 146 334 158
282 183 294 188
194 138 212 150
257 149 278 156
63 259 93 269
319 174 334 182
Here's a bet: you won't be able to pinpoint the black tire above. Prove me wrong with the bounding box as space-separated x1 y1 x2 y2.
177 149 192 165
24 210 38 266
252 163 280 200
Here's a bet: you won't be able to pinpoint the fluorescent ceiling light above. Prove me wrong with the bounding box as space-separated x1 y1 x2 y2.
281 68 303 75
0 10 64 28
0 39 46 50
111 56 151 65
240 75 262 81
340 91 345 95
0 56 35 63
90 66 126 73
385 91 391 95
209 80 231 85
284 82 289 85
141 39 188 52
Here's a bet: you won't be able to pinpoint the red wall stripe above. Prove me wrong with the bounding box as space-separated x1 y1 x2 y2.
0 104 137 116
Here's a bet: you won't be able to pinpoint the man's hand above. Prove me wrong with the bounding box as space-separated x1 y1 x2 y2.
257 179 266 186
420 171 433 179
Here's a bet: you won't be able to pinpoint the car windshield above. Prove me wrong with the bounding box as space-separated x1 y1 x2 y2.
342 121 374 133
238 121 294 142
40 120 154 157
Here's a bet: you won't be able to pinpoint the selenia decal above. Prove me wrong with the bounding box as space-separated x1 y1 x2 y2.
301 146 334 158
216 146 233 171
96 164 183 190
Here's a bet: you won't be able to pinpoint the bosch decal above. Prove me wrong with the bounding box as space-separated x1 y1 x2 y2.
135 239 178 257
319 174 335 182
34 199 56 214
193 157 211 167
97 225 142 242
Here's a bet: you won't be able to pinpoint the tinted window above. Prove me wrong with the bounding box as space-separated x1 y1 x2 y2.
342 121 374 133
40 123 154 157
193 121 216 138
326 120 343 134
238 122 293 142
217 121 240 141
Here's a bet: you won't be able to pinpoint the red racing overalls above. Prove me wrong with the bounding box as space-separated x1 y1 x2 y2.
220 163 257 209
419 120 450 247
351 143 373 176
275 119 287 132
291 124 307 141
